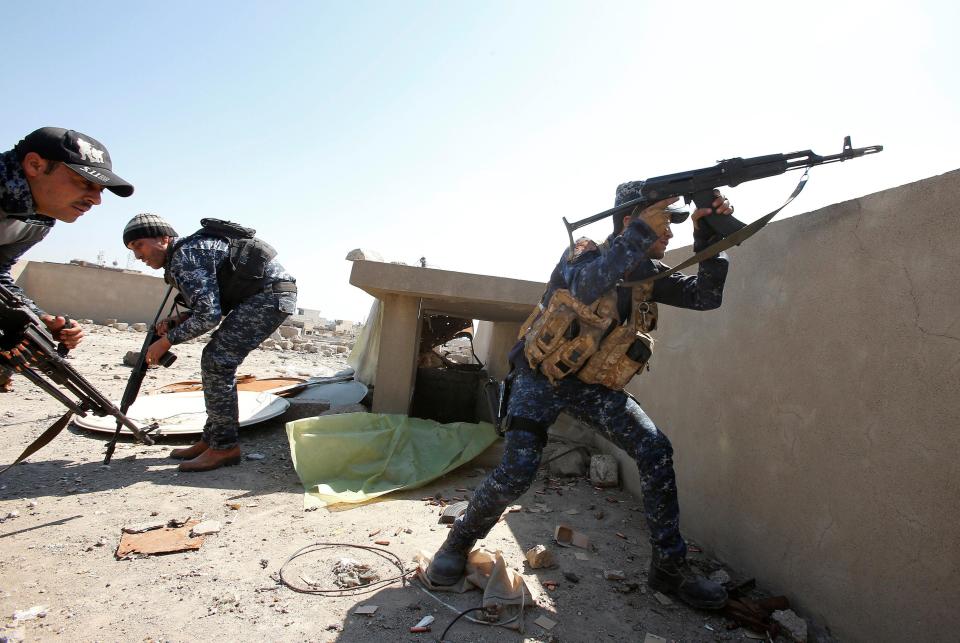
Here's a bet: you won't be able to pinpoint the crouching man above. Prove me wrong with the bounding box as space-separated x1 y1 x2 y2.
426 183 737 610
123 213 297 472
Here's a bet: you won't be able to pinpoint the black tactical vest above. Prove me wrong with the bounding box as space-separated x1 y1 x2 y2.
165 218 278 313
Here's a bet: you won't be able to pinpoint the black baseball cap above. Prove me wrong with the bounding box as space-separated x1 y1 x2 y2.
14 127 134 197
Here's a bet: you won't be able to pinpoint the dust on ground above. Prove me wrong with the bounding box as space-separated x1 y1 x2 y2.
2 323 798 642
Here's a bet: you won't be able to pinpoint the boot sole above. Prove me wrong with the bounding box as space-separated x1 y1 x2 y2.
647 577 727 610
178 456 242 472
425 568 462 586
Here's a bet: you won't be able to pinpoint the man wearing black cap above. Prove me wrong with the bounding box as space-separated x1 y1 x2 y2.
426 186 737 611
0 127 134 391
123 213 297 472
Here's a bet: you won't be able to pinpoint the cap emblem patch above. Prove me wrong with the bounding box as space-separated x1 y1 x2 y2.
76 138 105 164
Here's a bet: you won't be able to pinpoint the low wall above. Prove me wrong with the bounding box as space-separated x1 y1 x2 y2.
15 261 171 324
567 170 959 641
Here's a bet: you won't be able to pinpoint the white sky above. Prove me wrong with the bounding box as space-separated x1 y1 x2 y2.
3 1 958 321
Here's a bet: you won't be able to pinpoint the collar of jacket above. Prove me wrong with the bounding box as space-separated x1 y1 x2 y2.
0 150 54 226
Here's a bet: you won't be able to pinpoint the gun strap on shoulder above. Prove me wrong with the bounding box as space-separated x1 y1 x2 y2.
0 411 73 475
622 169 810 287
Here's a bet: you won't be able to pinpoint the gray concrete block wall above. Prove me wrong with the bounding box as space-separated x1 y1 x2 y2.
16 262 172 324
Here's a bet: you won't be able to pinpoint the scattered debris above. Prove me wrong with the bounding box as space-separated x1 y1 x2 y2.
245 453 266 461
772 609 808 642
554 524 590 549
116 519 205 559
439 500 469 524
374 539 390 546
354 605 378 615
574 552 590 561
122 521 165 534
589 454 619 487
643 634 668 643
525 544 555 569
1 511 20 523
563 571 580 584
603 569 626 580
409 614 434 633
12 605 47 621
333 558 380 589
653 591 674 606
190 521 222 537
534 615 557 631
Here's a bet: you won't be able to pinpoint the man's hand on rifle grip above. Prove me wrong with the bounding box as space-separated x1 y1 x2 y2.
41 315 84 350
145 335 173 366
691 190 734 231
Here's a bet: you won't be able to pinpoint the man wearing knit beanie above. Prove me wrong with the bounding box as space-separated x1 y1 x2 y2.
1 127 134 392
124 214 297 472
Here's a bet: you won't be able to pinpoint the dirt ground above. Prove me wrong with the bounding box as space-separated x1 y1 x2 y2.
2 323 805 642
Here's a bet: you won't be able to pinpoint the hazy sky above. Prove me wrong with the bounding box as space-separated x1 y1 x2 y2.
4 1 957 321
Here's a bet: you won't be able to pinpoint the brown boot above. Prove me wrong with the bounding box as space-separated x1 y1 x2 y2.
169 440 209 460
178 446 242 472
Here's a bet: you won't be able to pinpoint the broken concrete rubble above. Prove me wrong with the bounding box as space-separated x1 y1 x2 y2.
589 454 619 487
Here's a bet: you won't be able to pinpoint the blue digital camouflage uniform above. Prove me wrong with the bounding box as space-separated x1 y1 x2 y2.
1 149 53 316
451 204 729 563
1 150 55 382
164 235 296 449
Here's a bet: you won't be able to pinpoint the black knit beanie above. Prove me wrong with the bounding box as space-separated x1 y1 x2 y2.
122 213 178 246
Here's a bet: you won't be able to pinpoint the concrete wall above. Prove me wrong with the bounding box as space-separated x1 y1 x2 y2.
16 261 171 324
572 170 959 641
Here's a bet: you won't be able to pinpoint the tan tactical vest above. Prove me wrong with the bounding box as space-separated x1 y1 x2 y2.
519 244 658 390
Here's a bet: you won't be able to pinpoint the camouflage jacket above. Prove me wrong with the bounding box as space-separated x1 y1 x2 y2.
164 234 295 345
0 150 52 315
509 217 729 368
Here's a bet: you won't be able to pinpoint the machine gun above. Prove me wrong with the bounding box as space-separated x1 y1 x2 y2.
0 283 156 473
562 136 883 252
103 286 178 464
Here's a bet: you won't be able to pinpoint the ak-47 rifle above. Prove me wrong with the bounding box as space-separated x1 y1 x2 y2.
562 136 883 253
103 286 178 464
0 283 157 474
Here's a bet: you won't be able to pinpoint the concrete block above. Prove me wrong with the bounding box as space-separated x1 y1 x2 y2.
590 454 619 488
132 323 148 332
112 322 129 331
278 326 301 339
547 448 587 477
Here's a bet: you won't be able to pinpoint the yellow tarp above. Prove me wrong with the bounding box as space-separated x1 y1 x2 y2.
286 412 498 509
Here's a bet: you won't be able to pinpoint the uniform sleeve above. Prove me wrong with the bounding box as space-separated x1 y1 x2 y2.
651 250 729 310
0 238 45 316
561 219 659 304
164 247 224 344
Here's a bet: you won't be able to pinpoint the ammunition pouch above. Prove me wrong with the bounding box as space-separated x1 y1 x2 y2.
520 281 657 391
522 289 612 385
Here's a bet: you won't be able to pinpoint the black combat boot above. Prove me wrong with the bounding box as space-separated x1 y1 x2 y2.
647 551 728 610
425 525 477 586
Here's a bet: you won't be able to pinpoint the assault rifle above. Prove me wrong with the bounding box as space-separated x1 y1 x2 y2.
0 283 156 473
562 136 883 252
103 286 178 464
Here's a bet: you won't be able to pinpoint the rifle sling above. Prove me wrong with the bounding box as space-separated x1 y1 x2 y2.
0 411 73 475
622 169 810 287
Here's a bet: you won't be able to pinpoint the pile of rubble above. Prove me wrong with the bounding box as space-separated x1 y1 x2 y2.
80 318 359 357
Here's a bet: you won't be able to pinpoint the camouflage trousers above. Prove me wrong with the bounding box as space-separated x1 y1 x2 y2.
452 365 686 561
201 289 295 449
